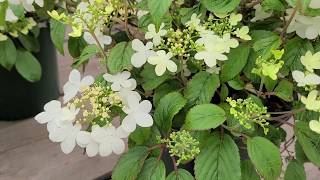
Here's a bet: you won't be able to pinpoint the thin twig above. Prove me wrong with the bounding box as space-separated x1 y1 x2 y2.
280 0 301 42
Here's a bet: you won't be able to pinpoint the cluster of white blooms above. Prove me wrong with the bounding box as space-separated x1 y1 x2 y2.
131 13 251 76
292 51 320 87
35 70 154 157
0 0 44 18
285 2 320 40
251 4 272 22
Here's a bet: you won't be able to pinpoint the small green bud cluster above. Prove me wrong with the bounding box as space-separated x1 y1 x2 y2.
161 130 200 165
226 97 270 134
0 17 36 39
204 16 234 36
69 82 123 127
158 28 197 57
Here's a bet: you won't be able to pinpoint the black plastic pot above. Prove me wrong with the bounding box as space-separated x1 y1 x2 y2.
0 28 60 120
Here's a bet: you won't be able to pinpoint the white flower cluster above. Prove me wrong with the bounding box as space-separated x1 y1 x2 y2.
0 0 44 22
292 51 320 87
131 13 251 76
35 69 154 157
285 1 320 40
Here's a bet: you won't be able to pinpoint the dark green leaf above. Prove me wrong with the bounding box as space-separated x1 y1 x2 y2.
50 19 65 55
195 133 241 180
148 0 172 27
220 44 250 82
141 64 171 91
112 146 149 180
15 50 42 82
0 38 16 70
274 79 293 102
261 0 285 12
200 0 240 14
129 127 151 146
138 158 166 180
167 169 194 180
247 137 282 180
68 36 87 58
73 44 99 68
154 92 187 134
284 160 306 180
185 104 226 130
184 71 220 108
251 30 281 60
107 41 134 73
18 33 40 52
153 80 181 107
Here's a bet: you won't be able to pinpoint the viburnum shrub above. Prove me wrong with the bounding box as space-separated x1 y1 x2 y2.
34 0 320 179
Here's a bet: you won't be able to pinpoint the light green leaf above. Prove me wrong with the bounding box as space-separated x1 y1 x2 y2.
15 50 42 82
0 1 8 26
138 158 166 180
295 121 320 167
18 33 40 52
219 83 229 101
184 71 220 108
220 44 250 82
227 77 245 90
247 137 282 180
167 169 194 180
185 104 226 130
281 37 313 76
241 160 260 180
154 92 187 134
195 133 241 180
261 0 285 12
112 146 149 180
141 64 171 91
9 3 24 18
200 0 240 14
73 44 99 68
129 127 151 146
153 80 181 107
50 19 65 55
147 0 172 27
107 41 134 73
274 79 293 102
284 160 306 180
0 38 17 70
251 30 281 60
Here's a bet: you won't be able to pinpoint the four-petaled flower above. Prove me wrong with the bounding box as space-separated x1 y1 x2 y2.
131 39 155 68
292 70 320 87
145 23 167 46
103 71 136 91
147 50 177 76
300 51 320 72
301 90 320 111
84 28 112 47
63 69 95 103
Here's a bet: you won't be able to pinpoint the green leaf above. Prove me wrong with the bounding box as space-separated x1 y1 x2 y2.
195 133 241 180
185 104 226 130
261 0 285 12
154 92 187 134
184 71 220 108
18 33 40 52
141 64 171 91
0 1 8 26
50 19 65 55
295 141 309 163
220 44 250 82
147 0 172 27
153 80 181 107
129 127 151 146
0 38 17 70
274 79 293 102
227 77 245 90
167 169 194 180
73 44 99 68
251 30 281 60
112 146 149 180
281 37 313 76
107 41 134 73
68 36 87 58
264 77 277 92
247 137 282 180
220 83 229 101
295 121 320 167
200 0 240 14
138 158 166 180
15 50 42 82
180 4 206 24
9 4 24 18
241 160 260 180
284 160 306 180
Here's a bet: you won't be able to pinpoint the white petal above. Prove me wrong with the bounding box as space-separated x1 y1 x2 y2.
305 26 319 39
99 143 112 156
91 125 107 143
86 142 99 157
155 63 167 76
69 69 81 84
35 112 51 124
111 82 122 91
121 115 136 132
76 131 91 148
127 95 140 109
132 39 145 51
166 60 177 73
101 35 112 46
138 100 152 113
60 134 76 154
110 138 125 155
80 75 94 87
103 73 115 82
49 127 66 142
131 52 147 68
83 32 95 44
134 113 153 127
5 8 18 22
44 100 61 112
35 0 44 7
115 126 130 138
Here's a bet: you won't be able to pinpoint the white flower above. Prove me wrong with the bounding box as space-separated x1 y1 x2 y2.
229 13 242 26
103 71 136 91
251 4 272 22
5 8 18 22
76 125 128 157
0 33 8 41
145 23 167 46
131 39 155 68
121 95 153 133
185 13 201 27
292 70 320 87
63 69 95 103
83 28 112 47
309 0 320 9
35 100 63 124
300 51 320 72
147 50 177 76
137 10 149 19
234 26 252 40
309 117 320 134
